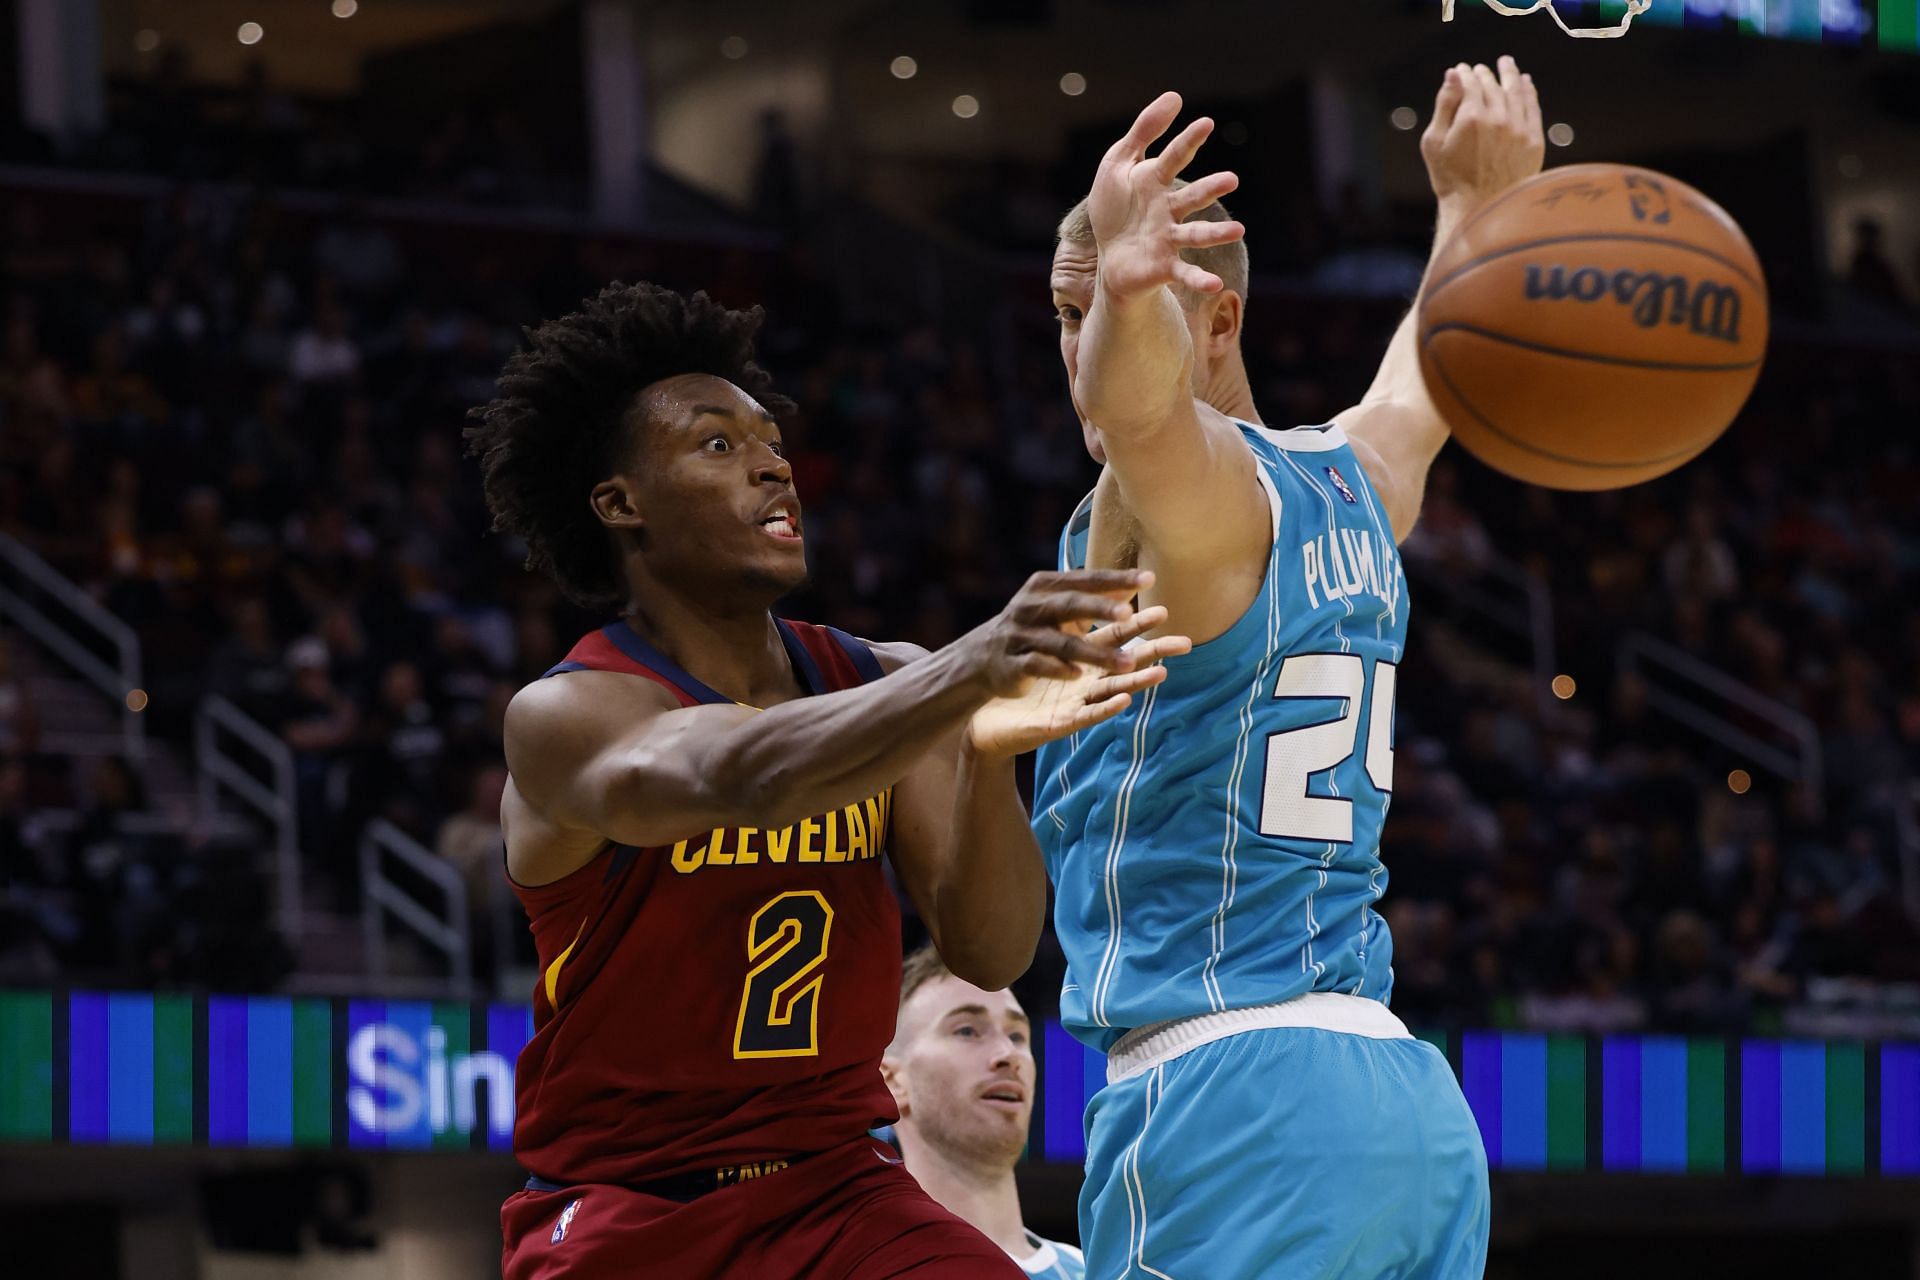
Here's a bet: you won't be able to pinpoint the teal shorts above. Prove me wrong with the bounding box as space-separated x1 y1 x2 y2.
1080 1026 1489 1279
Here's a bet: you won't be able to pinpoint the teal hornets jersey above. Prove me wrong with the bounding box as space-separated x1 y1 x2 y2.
1034 421 1407 1052
1017 1231 1086 1278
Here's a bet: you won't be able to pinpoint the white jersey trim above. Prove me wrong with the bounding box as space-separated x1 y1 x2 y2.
1106 992 1411 1085
1017 1231 1083 1276
1252 421 1350 453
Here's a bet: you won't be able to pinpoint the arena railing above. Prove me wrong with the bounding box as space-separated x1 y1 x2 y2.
1402 543 1558 714
0 533 145 766
360 819 473 999
1618 630 1824 804
195 696 302 938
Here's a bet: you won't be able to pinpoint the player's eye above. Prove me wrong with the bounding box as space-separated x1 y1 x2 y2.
953 1024 978 1038
1010 1031 1028 1046
766 440 784 458
703 435 731 452
1056 305 1083 326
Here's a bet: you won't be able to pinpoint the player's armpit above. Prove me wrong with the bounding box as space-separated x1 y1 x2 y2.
1335 398 1434 545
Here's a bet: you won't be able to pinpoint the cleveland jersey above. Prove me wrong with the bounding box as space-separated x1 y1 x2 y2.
510 617 902 1186
1034 421 1407 1052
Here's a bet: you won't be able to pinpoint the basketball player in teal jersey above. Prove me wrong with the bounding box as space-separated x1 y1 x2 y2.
1002 60 1546 1277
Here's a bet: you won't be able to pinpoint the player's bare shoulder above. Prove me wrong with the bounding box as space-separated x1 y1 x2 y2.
501 670 680 885
504 669 678 792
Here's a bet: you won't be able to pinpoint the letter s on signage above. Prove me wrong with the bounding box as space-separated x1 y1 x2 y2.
348 1023 424 1137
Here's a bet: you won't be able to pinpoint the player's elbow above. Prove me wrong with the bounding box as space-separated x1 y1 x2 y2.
942 942 1034 994
932 909 1043 992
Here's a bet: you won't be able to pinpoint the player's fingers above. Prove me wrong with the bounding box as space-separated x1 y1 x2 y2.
1082 665 1169 705
1012 590 1134 628
1168 171 1239 217
1169 218 1245 249
1068 690 1135 732
1172 261 1225 295
1114 91 1182 161
1426 66 1465 142
1497 54 1522 94
1086 605 1172 648
1030 628 1137 672
1019 652 1080 682
1153 116 1215 184
1032 567 1155 597
1520 73 1543 142
1133 633 1194 662
1449 61 1485 129
1471 63 1506 126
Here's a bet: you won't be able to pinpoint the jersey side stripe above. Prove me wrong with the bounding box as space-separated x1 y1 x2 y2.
1203 444 1288 1011
1091 682 1158 1027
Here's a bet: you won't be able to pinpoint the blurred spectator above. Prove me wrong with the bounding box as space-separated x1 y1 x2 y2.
289 302 361 385
437 765 506 898
1846 216 1905 307
205 596 289 722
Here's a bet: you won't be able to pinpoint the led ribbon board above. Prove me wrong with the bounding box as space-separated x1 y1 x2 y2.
2 991 1916 1173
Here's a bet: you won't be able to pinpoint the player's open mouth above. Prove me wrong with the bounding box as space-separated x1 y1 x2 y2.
978 1085 1026 1108
757 503 802 541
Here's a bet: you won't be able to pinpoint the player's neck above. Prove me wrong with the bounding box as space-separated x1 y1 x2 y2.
901 1139 1033 1262
619 595 798 707
1199 351 1261 425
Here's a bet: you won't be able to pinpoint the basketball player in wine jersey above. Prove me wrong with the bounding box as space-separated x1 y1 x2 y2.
467 282 1188 1279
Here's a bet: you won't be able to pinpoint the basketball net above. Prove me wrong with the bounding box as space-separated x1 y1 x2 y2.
1442 0 1651 38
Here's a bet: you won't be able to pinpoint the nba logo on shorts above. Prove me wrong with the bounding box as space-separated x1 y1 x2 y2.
551 1198 582 1244
1324 466 1358 505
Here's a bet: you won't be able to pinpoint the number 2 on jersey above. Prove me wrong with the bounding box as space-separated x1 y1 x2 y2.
1258 654 1396 842
734 890 834 1059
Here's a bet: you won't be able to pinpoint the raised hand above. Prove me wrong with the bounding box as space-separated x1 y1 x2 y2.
1421 56 1545 214
1087 91 1246 303
969 604 1192 759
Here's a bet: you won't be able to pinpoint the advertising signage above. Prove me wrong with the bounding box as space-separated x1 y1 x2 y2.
2 990 1918 1174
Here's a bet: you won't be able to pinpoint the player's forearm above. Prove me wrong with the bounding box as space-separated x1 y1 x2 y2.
693 648 989 834
919 745 1047 990
1075 282 1194 440
1358 198 1471 410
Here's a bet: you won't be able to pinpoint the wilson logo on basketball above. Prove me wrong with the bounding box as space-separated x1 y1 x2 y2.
1522 264 1743 344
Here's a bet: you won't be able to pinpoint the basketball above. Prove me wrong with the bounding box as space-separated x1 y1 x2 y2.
1417 163 1769 490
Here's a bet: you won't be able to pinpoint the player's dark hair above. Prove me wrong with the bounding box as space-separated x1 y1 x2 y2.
466 282 796 613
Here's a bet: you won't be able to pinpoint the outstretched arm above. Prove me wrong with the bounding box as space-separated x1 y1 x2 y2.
504 569 1153 890
1338 56 1545 542
1075 92 1267 643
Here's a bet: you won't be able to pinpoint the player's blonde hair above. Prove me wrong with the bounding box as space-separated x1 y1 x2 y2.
1056 181 1250 308
898 942 952 1011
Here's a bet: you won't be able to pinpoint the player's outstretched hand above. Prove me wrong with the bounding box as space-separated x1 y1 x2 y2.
1088 92 1245 303
1421 55 1545 213
960 568 1167 694
967 597 1192 760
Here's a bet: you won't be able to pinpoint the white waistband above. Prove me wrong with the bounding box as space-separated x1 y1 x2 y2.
1105 993 1411 1085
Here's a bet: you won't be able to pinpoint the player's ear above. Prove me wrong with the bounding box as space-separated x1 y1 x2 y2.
1205 289 1244 357
590 475 645 531
880 1053 910 1116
